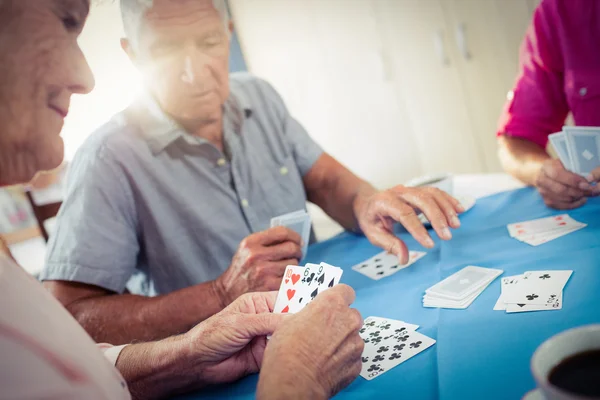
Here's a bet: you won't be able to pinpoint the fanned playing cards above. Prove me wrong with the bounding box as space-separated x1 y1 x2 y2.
507 214 586 246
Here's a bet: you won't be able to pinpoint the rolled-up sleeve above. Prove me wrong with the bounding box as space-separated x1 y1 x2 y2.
40 141 139 294
497 0 569 149
255 79 323 176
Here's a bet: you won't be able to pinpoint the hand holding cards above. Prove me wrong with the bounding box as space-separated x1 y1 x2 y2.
550 126 600 176
271 210 311 259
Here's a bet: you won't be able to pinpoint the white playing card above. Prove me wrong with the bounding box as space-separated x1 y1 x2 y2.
516 224 586 246
564 127 600 176
360 329 435 381
549 131 574 171
507 215 583 238
272 265 308 314
425 266 503 301
502 270 572 306
493 274 523 311
359 317 419 343
271 210 311 259
297 262 343 307
352 250 427 280
505 292 562 313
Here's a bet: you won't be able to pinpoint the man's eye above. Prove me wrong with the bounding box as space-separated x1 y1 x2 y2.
62 15 80 31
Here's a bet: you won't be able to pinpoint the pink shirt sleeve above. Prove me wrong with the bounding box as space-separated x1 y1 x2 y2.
497 0 569 149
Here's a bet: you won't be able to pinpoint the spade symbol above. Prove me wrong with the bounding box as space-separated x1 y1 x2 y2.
328 278 335 288
376 264 383 269
310 287 319 300
317 273 325 285
377 271 384 275
390 265 399 269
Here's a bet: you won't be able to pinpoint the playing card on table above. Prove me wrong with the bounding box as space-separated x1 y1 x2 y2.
502 270 572 306
425 266 503 301
360 328 435 381
493 274 523 311
352 250 426 280
359 317 419 344
507 215 584 238
516 224 586 246
505 292 562 313
564 127 600 176
270 209 311 259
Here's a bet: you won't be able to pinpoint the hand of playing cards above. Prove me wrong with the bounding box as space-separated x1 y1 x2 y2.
550 126 600 176
271 209 311 259
359 316 436 380
493 270 572 313
507 214 586 246
423 266 503 309
273 262 343 314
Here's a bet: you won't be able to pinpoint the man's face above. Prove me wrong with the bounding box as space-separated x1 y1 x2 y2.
130 0 231 126
0 0 94 185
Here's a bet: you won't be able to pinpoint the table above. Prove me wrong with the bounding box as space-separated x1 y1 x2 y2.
182 186 600 399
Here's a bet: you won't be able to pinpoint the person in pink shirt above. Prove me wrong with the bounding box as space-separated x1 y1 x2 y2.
0 0 363 398
497 0 600 210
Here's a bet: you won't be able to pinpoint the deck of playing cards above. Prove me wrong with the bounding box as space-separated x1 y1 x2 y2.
351 250 427 280
550 126 600 176
423 266 503 309
273 262 343 314
359 316 435 380
493 270 572 313
271 209 311 259
507 214 586 246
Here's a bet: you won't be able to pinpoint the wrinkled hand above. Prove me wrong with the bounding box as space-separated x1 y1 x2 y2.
258 284 363 400
355 185 463 264
535 159 597 209
215 227 302 305
184 291 285 386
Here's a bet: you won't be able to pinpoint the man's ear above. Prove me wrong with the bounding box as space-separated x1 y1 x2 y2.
120 38 137 64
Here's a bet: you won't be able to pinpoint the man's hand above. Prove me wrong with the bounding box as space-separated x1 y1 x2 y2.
257 284 363 400
214 227 302 306
183 291 285 385
354 185 463 264
534 159 597 209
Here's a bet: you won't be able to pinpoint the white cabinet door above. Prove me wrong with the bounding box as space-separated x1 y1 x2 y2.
230 0 424 189
441 0 533 172
373 0 486 175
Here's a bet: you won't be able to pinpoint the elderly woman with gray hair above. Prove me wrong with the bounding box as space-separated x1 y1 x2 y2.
0 0 363 398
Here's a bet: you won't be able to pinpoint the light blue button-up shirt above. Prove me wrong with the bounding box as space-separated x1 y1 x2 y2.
41 73 323 296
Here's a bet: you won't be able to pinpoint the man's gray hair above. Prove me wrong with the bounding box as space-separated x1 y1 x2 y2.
120 0 230 48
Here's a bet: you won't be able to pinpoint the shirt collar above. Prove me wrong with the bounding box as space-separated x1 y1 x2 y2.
130 83 253 155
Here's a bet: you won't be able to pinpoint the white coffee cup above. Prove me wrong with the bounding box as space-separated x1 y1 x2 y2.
530 325 600 400
405 173 453 195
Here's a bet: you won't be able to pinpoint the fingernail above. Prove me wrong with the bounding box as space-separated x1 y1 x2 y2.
451 215 461 227
579 182 592 190
442 227 452 240
300 240 305 247
424 237 435 247
456 204 465 213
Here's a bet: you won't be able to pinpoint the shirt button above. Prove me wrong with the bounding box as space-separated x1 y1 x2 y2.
280 166 288 175
580 87 588 97
217 158 226 166
241 199 249 207
506 90 514 101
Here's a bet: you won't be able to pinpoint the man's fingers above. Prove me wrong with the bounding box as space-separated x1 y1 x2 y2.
319 284 356 306
242 313 287 338
263 241 303 262
538 174 585 199
401 192 452 241
258 226 303 246
374 197 434 248
430 190 461 229
366 228 410 264
544 197 587 210
552 166 592 190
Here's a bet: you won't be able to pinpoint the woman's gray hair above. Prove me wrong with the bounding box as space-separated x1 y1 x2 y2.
120 0 230 49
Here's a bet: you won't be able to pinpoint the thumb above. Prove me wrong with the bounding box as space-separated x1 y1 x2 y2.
242 313 287 337
367 229 409 265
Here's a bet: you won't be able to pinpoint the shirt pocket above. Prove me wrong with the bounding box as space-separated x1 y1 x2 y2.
260 154 307 214
564 70 600 126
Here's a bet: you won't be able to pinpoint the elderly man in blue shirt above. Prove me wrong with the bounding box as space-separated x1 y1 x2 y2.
43 0 462 344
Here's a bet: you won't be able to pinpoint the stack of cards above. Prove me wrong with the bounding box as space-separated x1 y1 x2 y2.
271 209 311 259
423 266 503 309
273 262 343 314
351 250 427 281
549 126 600 176
493 270 572 313
507 214 586 246
358 316 436 380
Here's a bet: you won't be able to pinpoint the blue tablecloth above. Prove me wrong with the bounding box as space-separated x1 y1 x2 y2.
177 187 600 400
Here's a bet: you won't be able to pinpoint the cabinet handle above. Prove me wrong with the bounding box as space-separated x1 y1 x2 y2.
433 29 450 66
456 23 471 60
